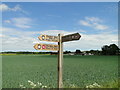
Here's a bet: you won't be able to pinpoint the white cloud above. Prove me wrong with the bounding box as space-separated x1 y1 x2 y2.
111 40 120 42
79 20 91 27
1 27 38 37
94 23 108 30
79 17 109 30
0 4 22 12
0 34 5 37
4 20 11 24
64 33 118 51
12 17 32 28
85 17 102 23
4 17 32 28
1 28 37 51
1 27 118 51
39 30 75 35
0 4 9 11
10 5 21 11
79 29 86 33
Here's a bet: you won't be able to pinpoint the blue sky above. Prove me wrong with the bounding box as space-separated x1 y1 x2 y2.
1 2 118 51
2 0 120 2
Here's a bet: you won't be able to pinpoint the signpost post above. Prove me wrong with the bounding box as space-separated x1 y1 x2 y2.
34 33 81 88
58 34 63 88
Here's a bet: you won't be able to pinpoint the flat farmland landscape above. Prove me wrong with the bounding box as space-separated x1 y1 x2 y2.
2 55 118 88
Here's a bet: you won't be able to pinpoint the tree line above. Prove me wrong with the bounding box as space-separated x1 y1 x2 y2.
1 44 119 55
63 44 119 55
73 44 119 55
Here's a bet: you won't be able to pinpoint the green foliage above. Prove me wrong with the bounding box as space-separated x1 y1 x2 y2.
2 55 118 88
101 79 118 88
102 44 119 55
75 50 82 55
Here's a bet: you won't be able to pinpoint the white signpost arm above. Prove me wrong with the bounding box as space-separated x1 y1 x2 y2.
58 33 63 88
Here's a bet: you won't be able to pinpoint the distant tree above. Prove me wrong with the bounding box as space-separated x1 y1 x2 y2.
86 51 90 54
89 50 101 55
75 49 82 55
102 45 109 55
101 44 119 55
90 50 94 54
109 44 119 55
64 51 71 54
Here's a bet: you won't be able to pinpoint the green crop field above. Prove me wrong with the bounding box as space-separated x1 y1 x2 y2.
2 55 118 88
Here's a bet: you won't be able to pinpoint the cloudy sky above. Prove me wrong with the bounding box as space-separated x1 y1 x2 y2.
1 2 118 52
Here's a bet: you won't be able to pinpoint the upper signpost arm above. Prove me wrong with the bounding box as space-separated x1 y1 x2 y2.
62 33 81 42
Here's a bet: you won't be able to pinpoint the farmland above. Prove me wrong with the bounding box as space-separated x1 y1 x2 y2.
2 55 118 88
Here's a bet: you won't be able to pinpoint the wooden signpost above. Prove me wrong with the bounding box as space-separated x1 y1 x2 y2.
58 34 63 88
34 33 81 88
